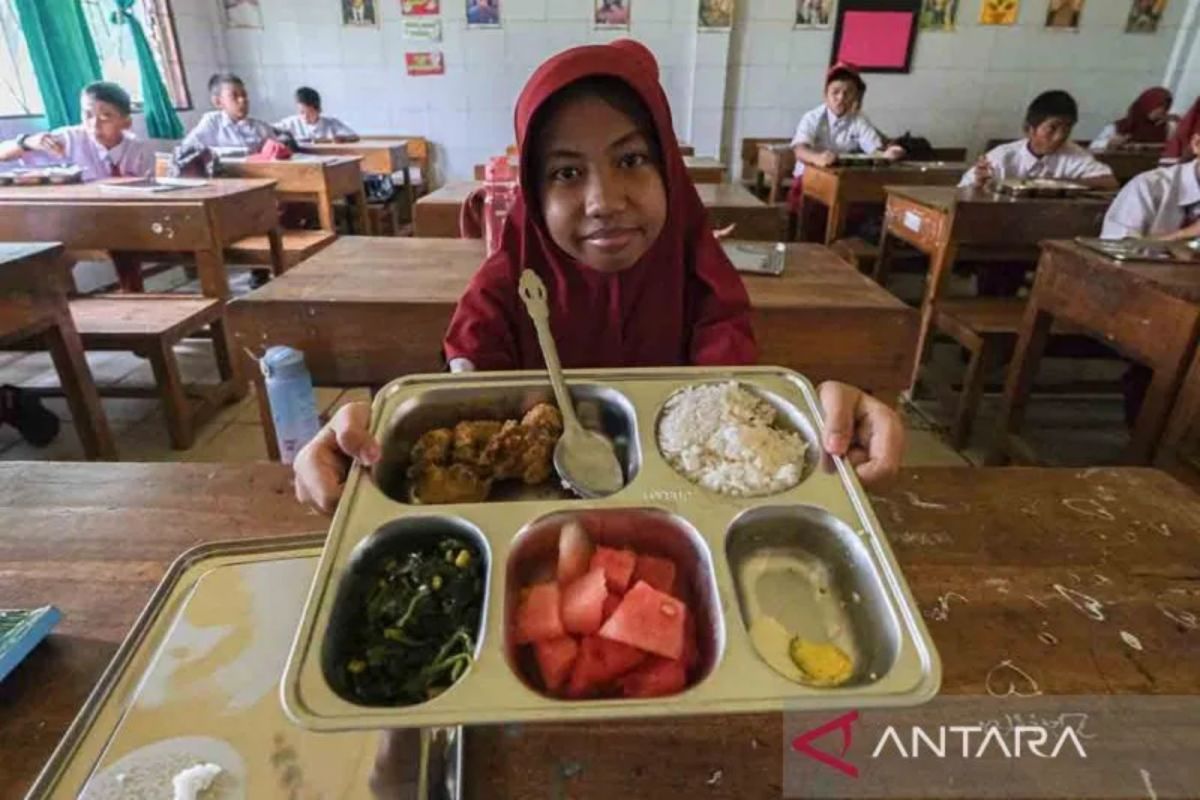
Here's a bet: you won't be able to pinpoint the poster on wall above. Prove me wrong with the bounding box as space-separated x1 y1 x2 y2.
594 0 631 28
699 0 734 30
404 18 443 39
221 0 263 29
467 0 501 26
342 0 378 26
401 0 440 15
919 0 957 31
831 1 920 72
1126 0 1168 33
1045 0 1084 29
795 0 833 28
979 0 1019 25
405 51 445 75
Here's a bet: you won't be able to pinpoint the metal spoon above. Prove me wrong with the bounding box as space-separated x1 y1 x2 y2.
518 269 624 498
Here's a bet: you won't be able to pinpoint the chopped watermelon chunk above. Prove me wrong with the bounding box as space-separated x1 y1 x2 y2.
514 583 565 644
601 593 621 622
534 636 579 692
632 554 677 595
620 656 688 698
590 546 637 594
598 580 686 660
561 568 608 636
557 521 594 585
681 609 700 672
528 557 556 586
565 635 647 698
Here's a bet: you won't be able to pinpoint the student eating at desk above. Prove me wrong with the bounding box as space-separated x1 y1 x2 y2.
292 41 906 517
181 73 282 154
1101 129 1200 241
962 90 1118 190
275 87 359 143
1090 87 1174 152
0 81 153 181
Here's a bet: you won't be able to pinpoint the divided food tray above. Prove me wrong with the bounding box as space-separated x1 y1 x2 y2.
282 367 940 731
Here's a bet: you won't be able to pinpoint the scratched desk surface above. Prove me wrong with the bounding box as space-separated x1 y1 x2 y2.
2 463 1198 799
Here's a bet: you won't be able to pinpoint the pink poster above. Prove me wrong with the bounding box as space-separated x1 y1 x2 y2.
836 11 915 70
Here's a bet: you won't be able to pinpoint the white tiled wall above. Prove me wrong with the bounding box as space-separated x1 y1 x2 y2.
3 0 1198 181
729 0 1200 177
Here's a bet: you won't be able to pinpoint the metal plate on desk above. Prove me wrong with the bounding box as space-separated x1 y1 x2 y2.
25 536 396 800
1076 237 1200 264
722 242 786 275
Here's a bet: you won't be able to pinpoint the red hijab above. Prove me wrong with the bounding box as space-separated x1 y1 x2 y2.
1166 96 1199 161
1114 86 1172 142
443 40 757 371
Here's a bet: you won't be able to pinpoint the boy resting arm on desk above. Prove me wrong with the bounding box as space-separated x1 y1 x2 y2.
181 72 280 153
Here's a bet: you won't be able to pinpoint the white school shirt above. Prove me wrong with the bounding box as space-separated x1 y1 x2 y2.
23 126 154 182
959 139 1114 187
1100 161 1200 239
789 104 885 178
274 114 356 142
181 110 276 153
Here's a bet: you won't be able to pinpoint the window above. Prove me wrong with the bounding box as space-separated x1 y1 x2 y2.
0 0 191 119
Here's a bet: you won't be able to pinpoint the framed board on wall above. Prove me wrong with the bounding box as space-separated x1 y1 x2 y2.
830 0 922 73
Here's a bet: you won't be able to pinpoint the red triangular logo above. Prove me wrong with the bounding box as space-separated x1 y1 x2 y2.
791 710 860 778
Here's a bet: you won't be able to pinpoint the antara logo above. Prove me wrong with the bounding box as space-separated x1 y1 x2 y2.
791 711 1090 777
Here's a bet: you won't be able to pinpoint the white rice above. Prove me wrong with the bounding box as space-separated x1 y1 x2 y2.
657 382 807 496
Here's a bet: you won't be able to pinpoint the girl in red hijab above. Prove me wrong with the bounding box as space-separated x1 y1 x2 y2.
1091 87 1173 151
294 41 905 513
1165 96 1200 161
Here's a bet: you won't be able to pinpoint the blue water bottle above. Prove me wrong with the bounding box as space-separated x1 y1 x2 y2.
261 346 320 464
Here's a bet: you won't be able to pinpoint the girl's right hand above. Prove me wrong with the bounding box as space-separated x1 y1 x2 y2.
972 156 992 185
293 401 380 514
28 132 65 157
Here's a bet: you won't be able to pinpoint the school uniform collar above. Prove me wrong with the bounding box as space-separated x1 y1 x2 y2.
95 133 129 163
1022 139 1052 163
824 106 852 127
222 111 253 128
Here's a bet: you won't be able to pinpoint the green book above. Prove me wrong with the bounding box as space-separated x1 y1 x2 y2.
0 606 61 681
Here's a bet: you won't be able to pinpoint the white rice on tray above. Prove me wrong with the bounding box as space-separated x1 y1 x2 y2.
657 382 807 497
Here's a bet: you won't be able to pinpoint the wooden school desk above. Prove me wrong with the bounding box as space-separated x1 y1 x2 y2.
684 156 725 183
299 139 410 176
991 240 1200 466
1093 147 1164 185
219 155 369 234
877 185 1110 389
0 243 114 459
756 142 794 203
800 161 966 245
228 238 915 458
414 181 784 241
5 462 1200 799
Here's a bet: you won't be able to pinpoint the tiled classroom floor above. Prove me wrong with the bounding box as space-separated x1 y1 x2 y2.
0 264 1135 468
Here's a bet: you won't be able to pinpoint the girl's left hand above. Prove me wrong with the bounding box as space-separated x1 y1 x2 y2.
817 381 905 487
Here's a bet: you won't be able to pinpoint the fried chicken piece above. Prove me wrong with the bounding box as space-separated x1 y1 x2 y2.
451 420 503 468
410 428 453 467
412 463 492 505
481 420 557 485
521 403 563 436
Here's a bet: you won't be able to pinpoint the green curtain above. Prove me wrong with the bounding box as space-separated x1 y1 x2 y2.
113 0 183 138
13 0 102 128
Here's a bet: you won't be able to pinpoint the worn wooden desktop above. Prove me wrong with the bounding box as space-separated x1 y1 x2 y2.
414 180 783 240
1093 146 1164 185
801 161 966 245
757 143 794 203
299 139 409 175
4 462 1199 798
991 239 1200 467
219 155 369 234
228 237 914 457
878 185 1110 389
0 243 114 459
683 155 725 183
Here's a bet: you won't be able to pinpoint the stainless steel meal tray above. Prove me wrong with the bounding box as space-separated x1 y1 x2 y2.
282 367 940 731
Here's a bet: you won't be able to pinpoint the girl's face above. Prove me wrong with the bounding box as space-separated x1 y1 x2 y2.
825 79 860 117
536 94 667 274
1148 103 1170 123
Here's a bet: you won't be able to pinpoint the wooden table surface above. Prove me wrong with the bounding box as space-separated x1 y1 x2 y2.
414 180 783 240
683 155 725 183
992 239 1200 467
228 237 915 455
220 155 368 234
299 140 410 175
801 162 966 245
879 185 1112 389
3 462 1200 798
1093 148 1164 184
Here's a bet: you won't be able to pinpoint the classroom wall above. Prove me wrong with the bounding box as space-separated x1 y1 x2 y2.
726 0 1199 177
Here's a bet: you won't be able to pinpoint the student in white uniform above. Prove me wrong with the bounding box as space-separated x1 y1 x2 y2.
0 82 153 181
181 73 278 153
275 87 358 142
962 91 1118 190
1089 87 1173 152
1102 131 1200 240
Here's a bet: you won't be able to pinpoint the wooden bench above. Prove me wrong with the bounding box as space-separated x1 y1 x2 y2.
225 230 336 270
69 294 244 449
